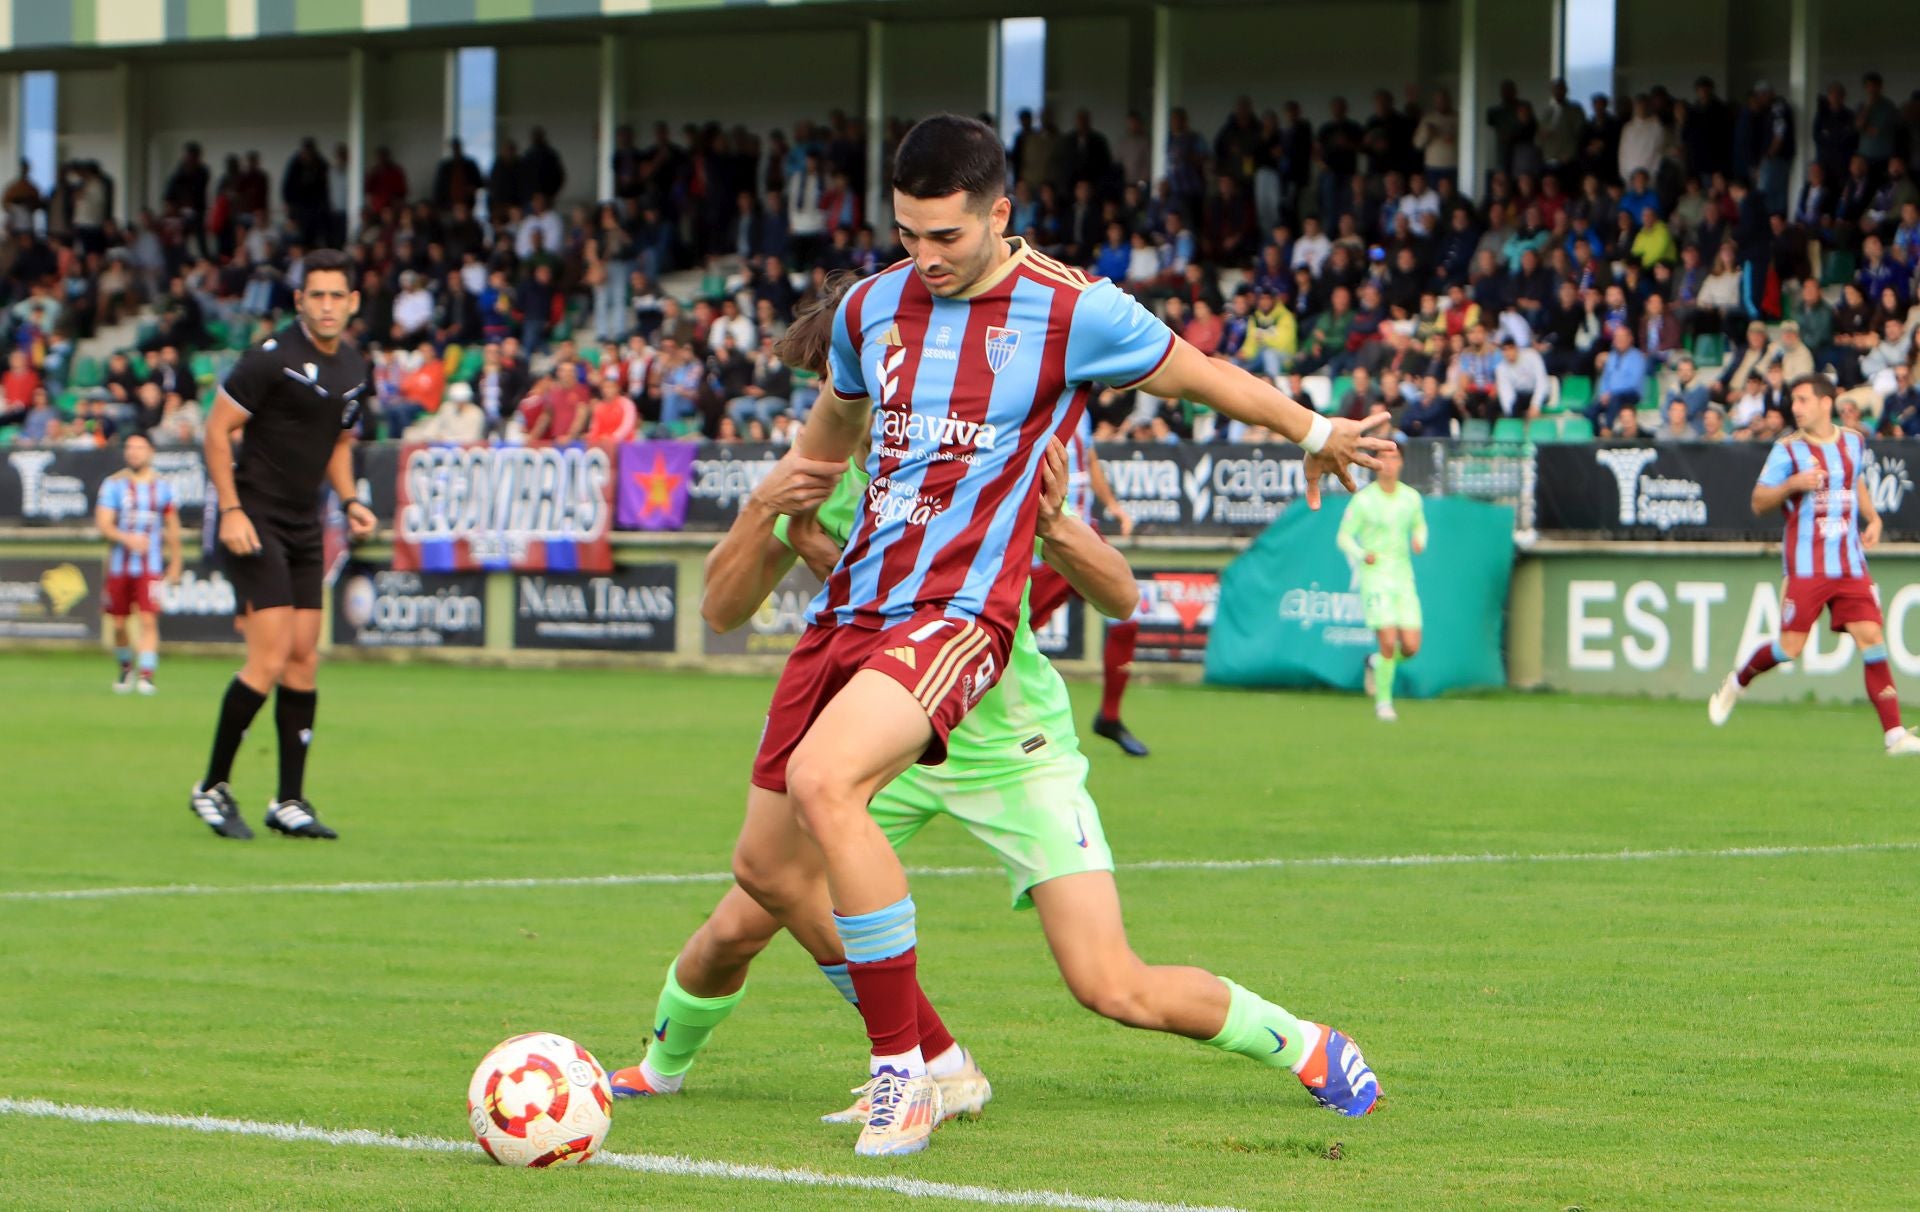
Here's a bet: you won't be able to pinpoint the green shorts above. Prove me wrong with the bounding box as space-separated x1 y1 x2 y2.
871 746 1114 910
1361 577 1422 631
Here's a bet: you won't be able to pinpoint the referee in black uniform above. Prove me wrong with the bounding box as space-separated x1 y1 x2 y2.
191 249 376 840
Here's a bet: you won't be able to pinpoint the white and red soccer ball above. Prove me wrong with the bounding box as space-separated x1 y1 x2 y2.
467 1032 613 1167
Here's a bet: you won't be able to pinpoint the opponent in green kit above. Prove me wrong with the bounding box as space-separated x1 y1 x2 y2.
610 433 1381 1121
1336 439 1427 721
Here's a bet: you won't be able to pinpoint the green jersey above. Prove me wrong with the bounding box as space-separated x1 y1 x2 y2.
1337 481 1427 583
774 464 1081 770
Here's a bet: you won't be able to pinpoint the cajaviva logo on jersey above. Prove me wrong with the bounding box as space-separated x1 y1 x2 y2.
1594 446 1705 530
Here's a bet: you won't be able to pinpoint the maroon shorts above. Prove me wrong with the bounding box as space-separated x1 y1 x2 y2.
750 610 1011 793
1781 575 1882 636
105 573 160 617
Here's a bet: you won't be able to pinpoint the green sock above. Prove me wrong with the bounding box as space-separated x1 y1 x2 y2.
1203 979 1310 1071
1374 655 1398 707
645 961 746 1078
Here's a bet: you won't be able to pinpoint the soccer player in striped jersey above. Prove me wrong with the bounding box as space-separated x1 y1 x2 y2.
612 440 1380 1124
1027 410 1153 756
745 115 1388 1156
1710 374 1920 754
95 433 182 695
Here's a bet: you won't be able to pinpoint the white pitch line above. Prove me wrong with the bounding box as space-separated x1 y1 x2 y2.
0 1098 1244 1212
4 841 1917 905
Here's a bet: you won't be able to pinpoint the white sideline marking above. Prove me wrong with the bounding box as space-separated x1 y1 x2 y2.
0 1098 1244 1212
4 841 1917 905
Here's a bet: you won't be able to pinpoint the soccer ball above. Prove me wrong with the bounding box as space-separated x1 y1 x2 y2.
466 1032 613 1167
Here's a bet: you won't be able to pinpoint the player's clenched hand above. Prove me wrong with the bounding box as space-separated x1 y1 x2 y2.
1785 467 1827 495
1112 504 1135 539
164 562 183 587
750 452 844 515
1303 413 1394 510
120 533 149 556
786 509 843 581
219 509 261 556
1036 438 1068 535
345 500 377 539
1863 514 1883 549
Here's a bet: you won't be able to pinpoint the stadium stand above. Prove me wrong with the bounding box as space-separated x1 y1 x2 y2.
1 52 1917 455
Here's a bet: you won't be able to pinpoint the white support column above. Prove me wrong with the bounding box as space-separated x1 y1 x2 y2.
111 63 140 222
347 47 368 242
2 74 18 177
1787 0 1816 212
596 34 622 205
1549 0 1565 82
985 22 999 125
1149 5 1176 187
1457 0 1481 198
865 20 886 235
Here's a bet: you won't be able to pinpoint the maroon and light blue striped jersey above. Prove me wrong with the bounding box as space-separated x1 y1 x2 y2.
1760 428 1870 579
815 241 1175 634
98 473 175 577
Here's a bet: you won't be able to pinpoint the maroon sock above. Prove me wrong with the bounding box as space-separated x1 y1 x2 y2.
916 986 956 1060
1736 642 1784 688
846 948 924 1058
1100 620 1139 720
1865 658 1903 732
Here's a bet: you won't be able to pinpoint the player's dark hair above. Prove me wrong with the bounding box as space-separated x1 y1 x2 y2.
1790 373 1838 403
774 271 861 377
891 114 1006 212
300 248 353 288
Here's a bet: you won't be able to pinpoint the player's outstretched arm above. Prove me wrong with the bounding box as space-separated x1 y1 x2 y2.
699 451 840 632
1037 439 1139 620
1134 340 1392 507
792 388 869 466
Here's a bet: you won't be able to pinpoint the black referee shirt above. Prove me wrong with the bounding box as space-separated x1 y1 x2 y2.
222 323 372 509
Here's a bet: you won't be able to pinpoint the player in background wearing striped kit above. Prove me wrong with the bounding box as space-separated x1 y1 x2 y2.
1026 410 1153 755
95 433 182 695
741 115 1389 1157
1710 374 1920 754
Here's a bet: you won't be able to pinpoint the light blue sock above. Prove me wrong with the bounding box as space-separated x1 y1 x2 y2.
1863 643 1889 665
833 897 918 965
1771 640 1790 664
138 651 157 673
818 962 859 1005
115 646 132 667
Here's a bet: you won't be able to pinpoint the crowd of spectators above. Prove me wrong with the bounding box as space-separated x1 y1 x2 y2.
5 69 1920 452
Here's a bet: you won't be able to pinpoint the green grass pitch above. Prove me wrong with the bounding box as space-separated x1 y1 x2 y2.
3 651 1916 1210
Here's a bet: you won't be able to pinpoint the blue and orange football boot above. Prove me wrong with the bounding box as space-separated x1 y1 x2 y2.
1294 1023 1382 1116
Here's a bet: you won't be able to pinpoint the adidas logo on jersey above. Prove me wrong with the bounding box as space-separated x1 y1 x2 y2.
885 646 917 670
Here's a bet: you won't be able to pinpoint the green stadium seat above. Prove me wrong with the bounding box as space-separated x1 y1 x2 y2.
455 346 485 382
206 319 230 347
1491 417 1527 444
1821 248 1856 287
1460 418 1492 442
190 352 217 382
1692 333 1726 365
56 389 81 416
1558 375 1593 410
1557 415 1596 441
580 345 602 368
68 357 104 389
1527 417 1563 443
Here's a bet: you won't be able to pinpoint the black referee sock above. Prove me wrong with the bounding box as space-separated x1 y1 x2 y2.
275 687 318 804
204 677 268 788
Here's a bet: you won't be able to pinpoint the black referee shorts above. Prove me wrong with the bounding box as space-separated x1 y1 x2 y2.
223 496 325 613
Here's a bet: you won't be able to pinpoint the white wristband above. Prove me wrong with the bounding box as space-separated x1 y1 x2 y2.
1301 413 1333 455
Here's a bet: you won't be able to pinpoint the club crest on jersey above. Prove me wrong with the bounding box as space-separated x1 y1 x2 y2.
985 326 1021 375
